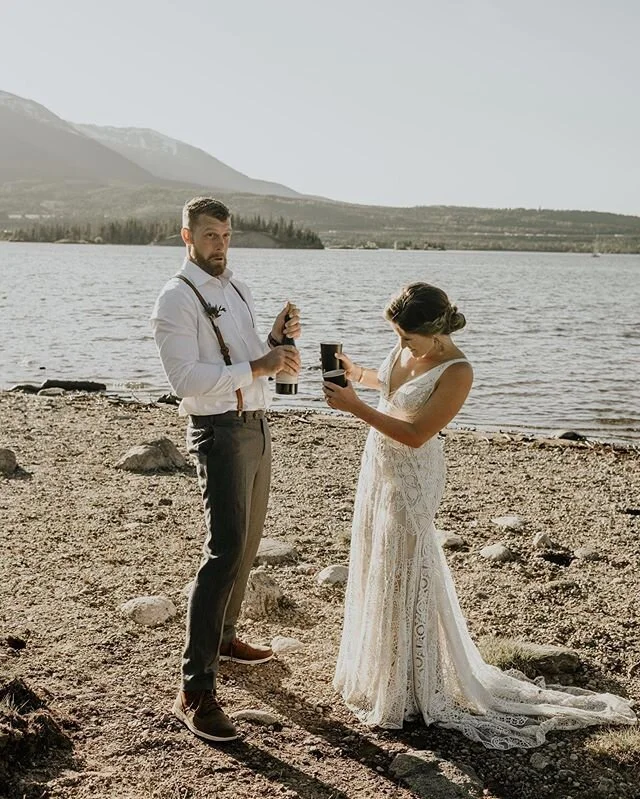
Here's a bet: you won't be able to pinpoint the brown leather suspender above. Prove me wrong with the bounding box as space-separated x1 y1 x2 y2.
175 274 251 414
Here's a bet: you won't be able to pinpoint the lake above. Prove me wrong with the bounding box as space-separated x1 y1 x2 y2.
1 242 639 443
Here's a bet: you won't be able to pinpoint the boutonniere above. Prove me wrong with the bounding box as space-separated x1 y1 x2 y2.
206 304 226 320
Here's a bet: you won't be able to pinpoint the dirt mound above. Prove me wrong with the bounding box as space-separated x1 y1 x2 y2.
0 677 73 797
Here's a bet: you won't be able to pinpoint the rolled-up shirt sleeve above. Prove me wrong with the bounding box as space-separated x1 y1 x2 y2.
151 288 253 399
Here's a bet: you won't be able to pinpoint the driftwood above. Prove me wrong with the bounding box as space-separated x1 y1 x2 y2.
9 379 106 394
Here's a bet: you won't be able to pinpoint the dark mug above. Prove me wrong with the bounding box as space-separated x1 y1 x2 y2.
320 342 343 373
323 369 347 388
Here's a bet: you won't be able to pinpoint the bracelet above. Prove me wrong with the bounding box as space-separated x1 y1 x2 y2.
268 332 282 349
357 365 365 383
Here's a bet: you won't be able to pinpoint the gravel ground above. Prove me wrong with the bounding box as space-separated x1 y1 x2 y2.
1 390 639 799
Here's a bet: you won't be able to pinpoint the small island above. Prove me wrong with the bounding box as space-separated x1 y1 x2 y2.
0 214 325 249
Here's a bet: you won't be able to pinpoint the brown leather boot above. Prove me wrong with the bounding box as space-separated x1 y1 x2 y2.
219 638 274 665
172 689 239 742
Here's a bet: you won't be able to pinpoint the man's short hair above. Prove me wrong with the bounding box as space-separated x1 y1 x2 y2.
182 197 231 229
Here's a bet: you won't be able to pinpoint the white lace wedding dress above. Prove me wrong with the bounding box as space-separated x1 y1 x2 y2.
333 345 636 749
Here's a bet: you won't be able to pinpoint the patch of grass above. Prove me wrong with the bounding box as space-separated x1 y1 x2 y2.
478 636 550 680
585 726 640 765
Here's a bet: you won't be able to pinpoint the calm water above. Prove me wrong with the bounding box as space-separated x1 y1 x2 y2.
1 242 639 443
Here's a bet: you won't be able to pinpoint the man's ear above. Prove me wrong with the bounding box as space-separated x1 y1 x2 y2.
181 227 191 246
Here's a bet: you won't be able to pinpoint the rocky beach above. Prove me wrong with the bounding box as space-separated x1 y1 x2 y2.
1 390 639 799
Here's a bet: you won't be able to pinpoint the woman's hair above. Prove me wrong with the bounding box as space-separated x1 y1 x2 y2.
385 283 466 335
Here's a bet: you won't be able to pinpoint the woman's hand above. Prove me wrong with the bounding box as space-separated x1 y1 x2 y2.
323 380 363 414
272 301 301 342
335 352 359 381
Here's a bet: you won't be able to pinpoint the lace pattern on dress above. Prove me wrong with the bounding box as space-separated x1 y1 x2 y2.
333 347 636 747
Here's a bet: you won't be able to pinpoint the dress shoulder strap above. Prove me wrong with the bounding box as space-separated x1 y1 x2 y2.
435 357 469 373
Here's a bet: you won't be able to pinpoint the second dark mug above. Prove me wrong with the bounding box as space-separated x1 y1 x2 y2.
320 342 343 373
323 369 347 388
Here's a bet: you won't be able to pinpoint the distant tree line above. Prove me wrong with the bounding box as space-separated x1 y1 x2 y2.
2 214 324 248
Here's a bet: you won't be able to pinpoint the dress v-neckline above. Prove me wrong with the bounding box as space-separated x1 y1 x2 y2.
386 345 466 398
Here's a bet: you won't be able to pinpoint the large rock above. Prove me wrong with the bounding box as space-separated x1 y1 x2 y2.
479 636 582 680
479 543 514 562
115 438 186 472
436 530 465 549
271 636 304 655
231 709 281 725
254 538 298 565
491 514 525 531
532 532 556 549
573 546 601 562
389 751 484 799
120 595 177 627
554 430 586 441
0 448 17 476
316 565 348 585
242 567 284 618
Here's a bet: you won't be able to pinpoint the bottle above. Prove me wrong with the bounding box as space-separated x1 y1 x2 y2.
275 313 298 395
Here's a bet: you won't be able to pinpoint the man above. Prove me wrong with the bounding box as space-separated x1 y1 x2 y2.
151 197 301 742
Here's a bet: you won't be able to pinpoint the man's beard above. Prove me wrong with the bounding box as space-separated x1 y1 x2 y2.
190 244 227 276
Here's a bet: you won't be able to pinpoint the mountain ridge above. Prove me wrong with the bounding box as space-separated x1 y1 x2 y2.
72 122 302 198
0 90 157 184
1 90 639 252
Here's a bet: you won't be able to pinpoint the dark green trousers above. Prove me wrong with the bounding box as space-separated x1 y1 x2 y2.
183 411 271 692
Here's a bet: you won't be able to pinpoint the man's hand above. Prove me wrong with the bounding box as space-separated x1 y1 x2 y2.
251 345 300 378
271 301 301 343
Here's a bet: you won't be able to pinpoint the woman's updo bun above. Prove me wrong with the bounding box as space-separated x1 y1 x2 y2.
385 283 466 335
443 305 466 334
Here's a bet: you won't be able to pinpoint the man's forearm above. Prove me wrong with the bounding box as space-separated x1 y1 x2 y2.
163 358 253 398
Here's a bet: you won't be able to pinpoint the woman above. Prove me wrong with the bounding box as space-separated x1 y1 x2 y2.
323 282 635 749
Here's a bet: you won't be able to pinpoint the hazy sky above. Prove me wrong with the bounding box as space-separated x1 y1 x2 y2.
2 0 638 214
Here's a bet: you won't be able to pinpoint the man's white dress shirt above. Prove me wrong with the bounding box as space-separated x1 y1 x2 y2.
151 258 272 416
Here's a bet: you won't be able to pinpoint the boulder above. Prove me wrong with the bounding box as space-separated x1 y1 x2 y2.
554 430 587 441
254 538 298 566
316 565 349 585
479 636 582 679
532 532 556 549
389 751 484 799
573 546 601 561
231 709 281 726
120 595 177 627
242 567 284 618
271 636 304 655
479 543 514 562
437 530 465 549
491 514 525 531
0 448 17 476
115 438 187 472
529 752 551 771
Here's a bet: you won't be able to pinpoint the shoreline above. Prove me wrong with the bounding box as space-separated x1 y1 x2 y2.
1 390 639 798
4 385 639 450
3 238 640 255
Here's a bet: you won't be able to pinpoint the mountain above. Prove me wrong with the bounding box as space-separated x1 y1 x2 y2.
2 178 640 252
0 90 156 184
73 123 301 198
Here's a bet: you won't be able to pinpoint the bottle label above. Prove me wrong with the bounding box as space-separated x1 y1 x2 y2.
276 372 297 385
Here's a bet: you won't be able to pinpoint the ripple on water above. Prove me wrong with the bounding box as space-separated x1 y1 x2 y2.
1 244 639 442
